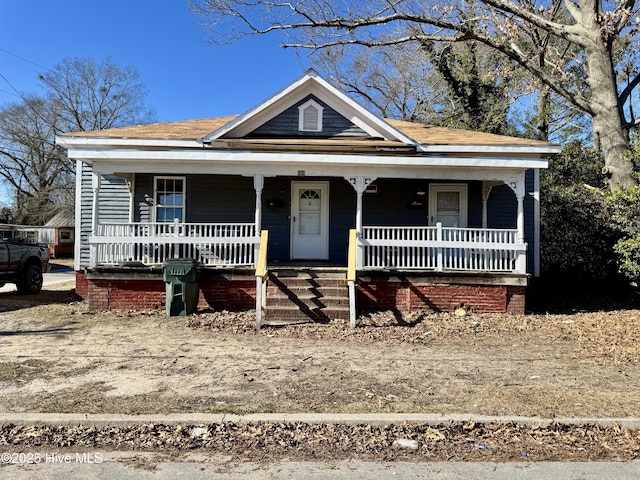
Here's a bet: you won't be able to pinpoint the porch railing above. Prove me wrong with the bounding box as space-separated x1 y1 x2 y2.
89 221 259 267
359 224 527 274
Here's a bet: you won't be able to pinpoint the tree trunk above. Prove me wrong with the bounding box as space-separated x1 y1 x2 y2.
583 9 634 190
536 85 550 142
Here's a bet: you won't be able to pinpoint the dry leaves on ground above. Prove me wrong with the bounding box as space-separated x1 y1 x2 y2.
189 308 640 366
1 421 638 462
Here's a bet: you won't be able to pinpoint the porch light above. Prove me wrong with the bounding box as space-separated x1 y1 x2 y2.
416 188 426 196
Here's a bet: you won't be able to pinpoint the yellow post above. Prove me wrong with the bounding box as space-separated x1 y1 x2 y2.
347 229 357 283
255 230 269 329
347 229 357 327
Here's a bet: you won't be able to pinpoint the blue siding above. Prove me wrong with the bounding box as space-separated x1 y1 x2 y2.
77 165 131 269
487 184 516 229
133 174 153 222
328 178 356 263
261 179 291 261
99 175 130 223
362 178 428 225
134 174 254 223
78 162 93 268
188 176 254 223
362 179 484 228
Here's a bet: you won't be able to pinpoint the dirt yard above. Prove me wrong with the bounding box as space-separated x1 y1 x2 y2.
1 278 640 462
0 280 639 418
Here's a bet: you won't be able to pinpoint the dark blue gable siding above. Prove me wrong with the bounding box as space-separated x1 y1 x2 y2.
249 95 369 138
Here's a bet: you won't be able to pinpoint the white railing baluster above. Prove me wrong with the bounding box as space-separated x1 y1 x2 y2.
358 225 527 274
89 222 259 268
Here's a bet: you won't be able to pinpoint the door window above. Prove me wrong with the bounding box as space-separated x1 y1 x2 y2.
298 189 322 235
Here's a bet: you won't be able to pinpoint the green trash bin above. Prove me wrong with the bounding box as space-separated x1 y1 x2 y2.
163 259 200 317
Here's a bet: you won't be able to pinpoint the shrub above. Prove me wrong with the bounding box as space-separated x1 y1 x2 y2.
608 137 640 286
540 142 621 284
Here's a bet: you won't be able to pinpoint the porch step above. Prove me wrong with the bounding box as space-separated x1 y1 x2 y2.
264 270 350 324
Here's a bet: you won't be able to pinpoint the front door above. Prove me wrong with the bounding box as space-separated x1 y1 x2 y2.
291 181 329 259
429 184 468 227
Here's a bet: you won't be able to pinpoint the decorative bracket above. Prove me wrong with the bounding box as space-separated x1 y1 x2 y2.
346 176 376 194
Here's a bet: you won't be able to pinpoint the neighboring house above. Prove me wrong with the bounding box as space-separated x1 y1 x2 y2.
0 225 18 240
57 69 559 324
2 212 75 259
28 211 75 258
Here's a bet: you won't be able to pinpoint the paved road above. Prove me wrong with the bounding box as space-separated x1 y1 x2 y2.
2 453 640 479
0 262 74 293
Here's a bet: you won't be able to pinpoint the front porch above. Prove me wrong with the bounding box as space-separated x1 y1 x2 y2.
89 221 527 274
78 221 529 324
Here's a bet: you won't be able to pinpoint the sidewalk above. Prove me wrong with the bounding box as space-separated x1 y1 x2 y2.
3 452 640 479
2 412 640 428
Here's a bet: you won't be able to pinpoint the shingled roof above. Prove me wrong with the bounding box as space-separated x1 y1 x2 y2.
61 116 553 148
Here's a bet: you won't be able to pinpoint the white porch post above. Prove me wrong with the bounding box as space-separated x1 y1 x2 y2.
346 176 375 233
509 177 527 274
253 174 264 233
347 176 376 270
127 174 135 223
90 171 101 266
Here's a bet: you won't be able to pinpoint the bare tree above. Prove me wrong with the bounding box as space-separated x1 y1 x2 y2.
191 0 640 190
0 96 69 224
0 57 155 224
39 56 155 132
313 44 440 122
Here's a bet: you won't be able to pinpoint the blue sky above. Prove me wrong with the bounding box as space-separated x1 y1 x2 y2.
0 0 310 122
0 0 310 207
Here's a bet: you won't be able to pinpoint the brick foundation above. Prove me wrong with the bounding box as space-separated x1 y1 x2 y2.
76 271 256 312
356 281 526 315
75 271 526 315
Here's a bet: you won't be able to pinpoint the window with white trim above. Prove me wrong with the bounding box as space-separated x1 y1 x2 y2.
298 99 324 132
154 176 185 222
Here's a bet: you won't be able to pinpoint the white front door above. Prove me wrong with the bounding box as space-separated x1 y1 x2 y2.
291 181 329 259
429 184 468 227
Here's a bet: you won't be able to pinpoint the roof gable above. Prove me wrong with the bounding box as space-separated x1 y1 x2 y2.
202 69 416 145
247 94 369 139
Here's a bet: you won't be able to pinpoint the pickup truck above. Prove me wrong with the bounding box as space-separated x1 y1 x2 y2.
0 239 50 294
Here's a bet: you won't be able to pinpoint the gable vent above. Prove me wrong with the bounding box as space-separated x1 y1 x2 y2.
298 99 324 132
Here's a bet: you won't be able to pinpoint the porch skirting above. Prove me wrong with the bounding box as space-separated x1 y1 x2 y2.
76 268 527 315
